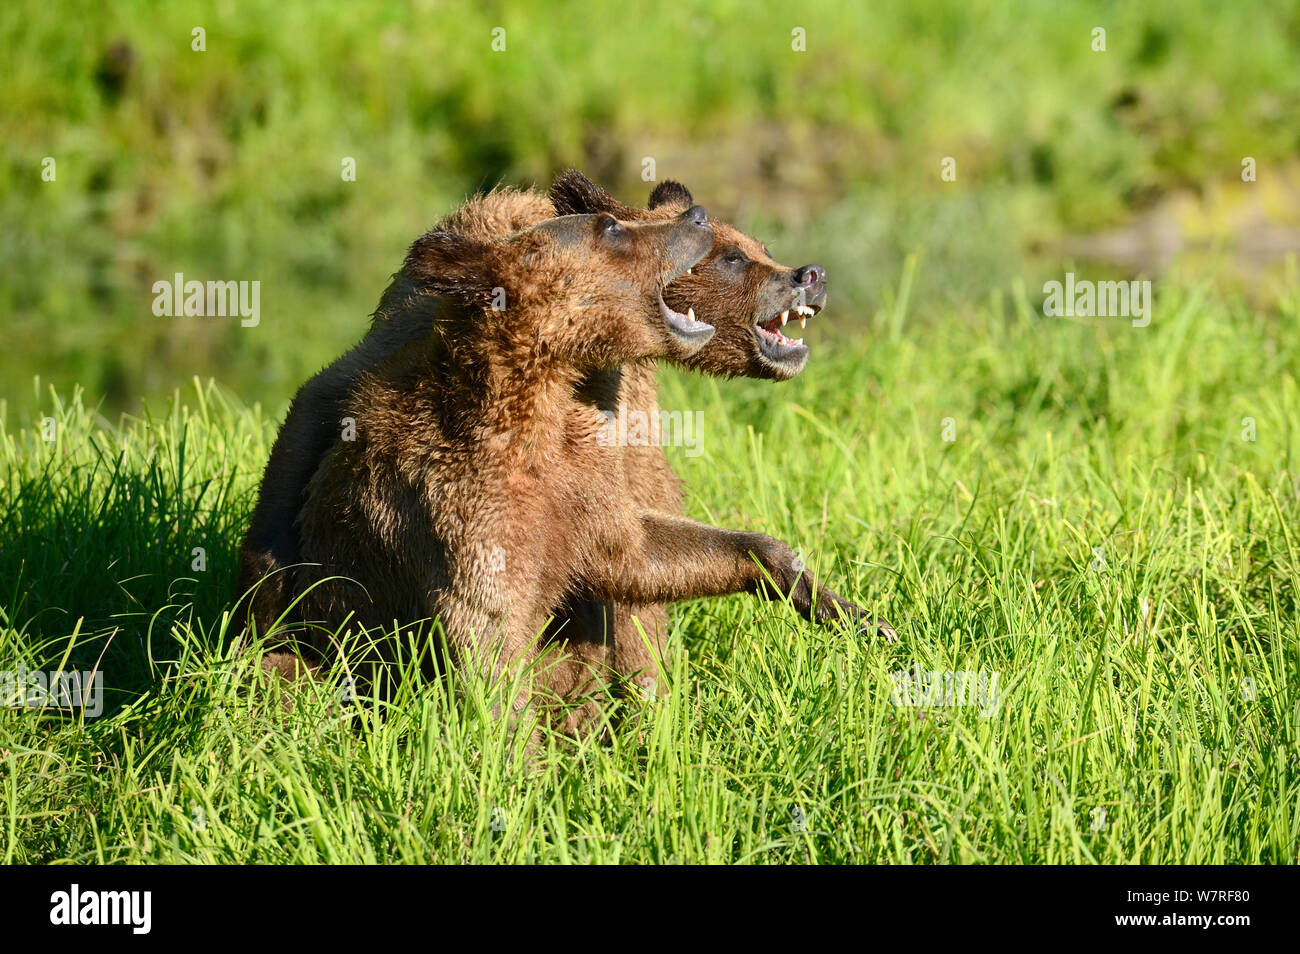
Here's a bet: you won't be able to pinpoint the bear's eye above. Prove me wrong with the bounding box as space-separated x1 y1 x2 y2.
722 247 748 267
596 214 626 237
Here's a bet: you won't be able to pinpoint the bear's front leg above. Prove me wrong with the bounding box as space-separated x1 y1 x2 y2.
594 512 897 642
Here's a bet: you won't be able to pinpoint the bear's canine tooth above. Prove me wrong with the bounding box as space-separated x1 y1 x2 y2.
687 307 695 321
799 315 807 329
780 311 789 325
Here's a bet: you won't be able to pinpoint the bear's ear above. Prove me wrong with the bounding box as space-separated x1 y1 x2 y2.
403 230 494 297
647 180 694 211
550 169 636 218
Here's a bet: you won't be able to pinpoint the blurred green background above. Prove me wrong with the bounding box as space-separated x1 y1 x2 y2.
3 0 1299 420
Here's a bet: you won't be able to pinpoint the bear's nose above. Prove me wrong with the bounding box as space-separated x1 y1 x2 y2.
685 205 709 229
793 264 826 286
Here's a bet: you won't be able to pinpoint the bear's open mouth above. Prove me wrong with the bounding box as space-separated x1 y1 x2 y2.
659 290 715 346
754 302 818 366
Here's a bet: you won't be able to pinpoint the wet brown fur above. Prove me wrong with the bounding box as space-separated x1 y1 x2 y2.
236 176 890 731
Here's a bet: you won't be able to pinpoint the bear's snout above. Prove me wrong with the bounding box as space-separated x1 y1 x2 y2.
793 264 826 288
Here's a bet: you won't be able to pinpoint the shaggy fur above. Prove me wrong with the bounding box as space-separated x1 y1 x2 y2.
544 173 898 699
233 188 560 642
289 209 714 721
235 174 893 732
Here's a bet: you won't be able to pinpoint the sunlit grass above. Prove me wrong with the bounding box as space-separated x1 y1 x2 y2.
2 270 1297 863
4 0 1300 416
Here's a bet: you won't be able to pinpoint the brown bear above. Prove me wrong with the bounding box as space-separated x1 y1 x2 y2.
543 173 897 703
290 207 716 719
235 175 894 721
232 186 560 646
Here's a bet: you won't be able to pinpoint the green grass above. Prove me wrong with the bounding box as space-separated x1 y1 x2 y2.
5 0 1300 416
3 268 1297 863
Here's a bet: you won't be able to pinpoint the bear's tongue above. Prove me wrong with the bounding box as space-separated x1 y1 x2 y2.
757 305 815 345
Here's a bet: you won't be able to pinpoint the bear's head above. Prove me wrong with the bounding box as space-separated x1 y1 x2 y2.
401 205 716 368
551 170 828 381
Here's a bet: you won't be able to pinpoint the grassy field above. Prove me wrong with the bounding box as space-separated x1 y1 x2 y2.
3 269 1297 864
5 0 1300 416
4 0 1299 866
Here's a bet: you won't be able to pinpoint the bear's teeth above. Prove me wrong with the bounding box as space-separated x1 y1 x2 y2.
687 307 695 321
686 268 693 275
780 311 789 325
800 315 807 328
